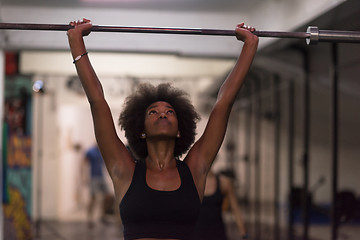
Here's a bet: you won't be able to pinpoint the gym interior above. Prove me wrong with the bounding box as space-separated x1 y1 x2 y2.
1 1 360 240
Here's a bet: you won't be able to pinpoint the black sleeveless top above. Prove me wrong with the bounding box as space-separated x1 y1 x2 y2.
120 160 201 240
194 175 228 240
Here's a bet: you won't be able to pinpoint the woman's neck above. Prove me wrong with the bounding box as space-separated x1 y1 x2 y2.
146 140 176 171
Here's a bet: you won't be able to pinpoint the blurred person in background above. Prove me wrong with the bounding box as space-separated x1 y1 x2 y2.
83 144 113 228
194 166 248 240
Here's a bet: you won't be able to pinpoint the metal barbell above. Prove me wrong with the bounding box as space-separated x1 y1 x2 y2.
0 22 360 45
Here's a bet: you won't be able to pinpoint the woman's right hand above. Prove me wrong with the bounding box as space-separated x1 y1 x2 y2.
67 18 92 38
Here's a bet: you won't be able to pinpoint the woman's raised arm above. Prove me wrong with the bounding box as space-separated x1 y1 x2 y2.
186 23 258 178
67 18 134 179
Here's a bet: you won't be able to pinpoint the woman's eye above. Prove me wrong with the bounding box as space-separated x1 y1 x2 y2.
149 110 157 115
167 110 175 114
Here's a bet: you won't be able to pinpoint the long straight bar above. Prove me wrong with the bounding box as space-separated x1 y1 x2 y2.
302 48 310 240
1 22 360 44
0 22 307 37
331 43 339 240
287 80 295 240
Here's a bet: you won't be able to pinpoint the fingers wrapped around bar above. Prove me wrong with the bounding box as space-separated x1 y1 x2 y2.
235 23 258 42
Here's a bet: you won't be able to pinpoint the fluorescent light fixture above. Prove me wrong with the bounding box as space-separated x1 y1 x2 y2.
80 0 145 3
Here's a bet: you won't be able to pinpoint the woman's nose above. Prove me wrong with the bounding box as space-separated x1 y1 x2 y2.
159 112 167 119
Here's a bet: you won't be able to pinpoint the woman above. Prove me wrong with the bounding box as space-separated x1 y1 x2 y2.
194 170 248 240
67 18 258 240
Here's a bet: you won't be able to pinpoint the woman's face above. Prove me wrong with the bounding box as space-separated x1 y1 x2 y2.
144 101 179 139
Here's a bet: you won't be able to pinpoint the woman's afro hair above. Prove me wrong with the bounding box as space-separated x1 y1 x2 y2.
118 83 200 160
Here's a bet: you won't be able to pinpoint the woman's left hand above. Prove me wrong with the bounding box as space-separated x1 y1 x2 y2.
235 23 258 43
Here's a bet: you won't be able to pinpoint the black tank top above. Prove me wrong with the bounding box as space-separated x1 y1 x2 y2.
120 160 201 240
194 175 228 240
